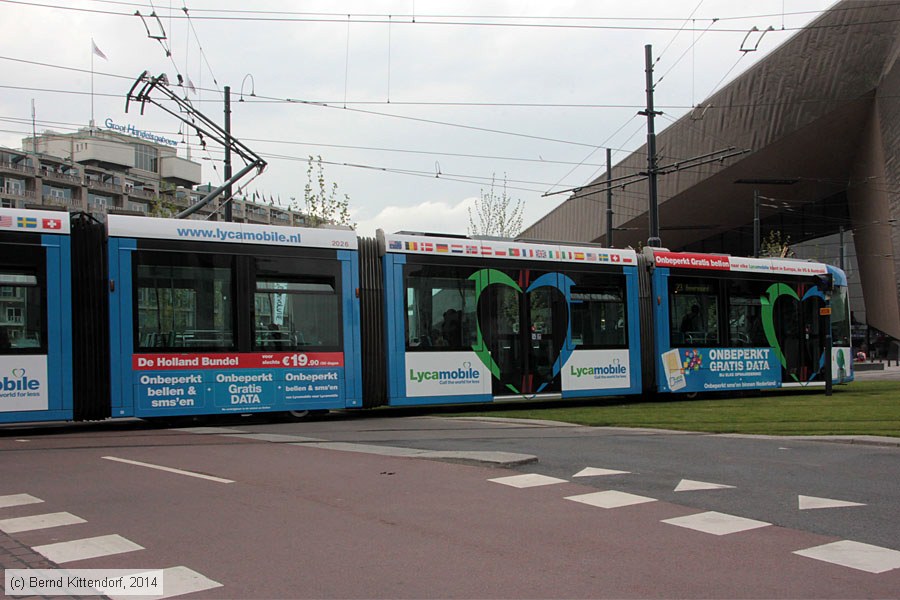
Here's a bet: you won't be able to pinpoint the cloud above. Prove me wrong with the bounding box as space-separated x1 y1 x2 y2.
353 196 477 237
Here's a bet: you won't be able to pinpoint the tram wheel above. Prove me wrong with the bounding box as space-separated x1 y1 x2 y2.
285 409 329 421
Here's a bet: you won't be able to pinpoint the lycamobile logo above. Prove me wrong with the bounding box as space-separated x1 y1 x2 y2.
409 362 480 383
570 361 627 378
2 368 40 391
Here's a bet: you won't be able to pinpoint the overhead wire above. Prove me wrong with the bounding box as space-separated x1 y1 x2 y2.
5 0 898 33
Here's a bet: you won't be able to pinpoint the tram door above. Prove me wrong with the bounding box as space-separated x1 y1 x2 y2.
481 270 567 397
773 286 825 383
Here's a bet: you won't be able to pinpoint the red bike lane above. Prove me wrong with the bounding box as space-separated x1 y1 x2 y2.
2 428 898 598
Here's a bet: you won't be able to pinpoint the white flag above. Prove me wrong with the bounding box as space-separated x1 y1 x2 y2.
91 40 108 61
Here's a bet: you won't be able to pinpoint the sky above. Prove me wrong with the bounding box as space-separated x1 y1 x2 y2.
0 0 837 236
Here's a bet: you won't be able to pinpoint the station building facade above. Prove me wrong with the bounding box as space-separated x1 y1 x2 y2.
522 0 900 352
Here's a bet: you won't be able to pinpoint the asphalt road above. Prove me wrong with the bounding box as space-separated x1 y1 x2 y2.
2 413 898 599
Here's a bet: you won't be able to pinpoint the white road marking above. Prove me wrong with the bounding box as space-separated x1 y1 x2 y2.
169 427 247 435
565 490 657 509
662 511 771 535
33 534 144 564
572 467 631 477
102 456 234 484
794 540 900 574
225 433 324 443
798 495 866 510
0 511 85 534
0 493 43 509
488 473 568 488
674 479 736 492
108 566 223 600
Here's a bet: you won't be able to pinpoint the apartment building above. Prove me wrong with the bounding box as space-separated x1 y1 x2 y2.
0 123 307 226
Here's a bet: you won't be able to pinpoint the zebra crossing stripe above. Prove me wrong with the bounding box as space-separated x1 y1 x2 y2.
107 566 223 599
32 534 144 563
0 493 44 509
0 511 85 534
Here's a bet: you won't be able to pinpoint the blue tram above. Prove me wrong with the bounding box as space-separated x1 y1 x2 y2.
0 208 73 423
0 209 854 424
647 250 853 394
105 214 363 419
373 230 643 406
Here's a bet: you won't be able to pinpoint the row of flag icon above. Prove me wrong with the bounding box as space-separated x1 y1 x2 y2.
0 216 63 230
388 239 634 264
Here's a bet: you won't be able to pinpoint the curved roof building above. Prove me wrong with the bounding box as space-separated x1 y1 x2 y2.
522 0 900 341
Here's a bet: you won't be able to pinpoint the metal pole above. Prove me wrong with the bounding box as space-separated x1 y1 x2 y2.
824 293 833 396
224 85 233 222
753 189 760 257
839 225 845 271
643 44 661 247
606 147 613 246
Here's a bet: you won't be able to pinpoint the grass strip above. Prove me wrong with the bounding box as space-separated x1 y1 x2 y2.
444 381 900 437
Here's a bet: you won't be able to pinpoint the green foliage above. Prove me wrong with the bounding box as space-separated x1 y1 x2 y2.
146 182 179 217
293 155 353 228
467 174 524 238
760 230 793 258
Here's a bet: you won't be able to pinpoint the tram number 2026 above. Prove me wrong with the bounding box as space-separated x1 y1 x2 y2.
282 353 319 367
332 239 351 248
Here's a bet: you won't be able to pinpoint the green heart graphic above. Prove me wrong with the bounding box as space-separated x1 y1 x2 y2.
468 269 522 393
468 269 574 395
760 283 826 383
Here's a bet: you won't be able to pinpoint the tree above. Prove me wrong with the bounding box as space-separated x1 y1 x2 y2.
147 182 178 217
467 174 524 238
760 230 793 258
292 155 353 228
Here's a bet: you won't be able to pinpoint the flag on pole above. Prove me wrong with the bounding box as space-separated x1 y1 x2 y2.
91 39 108 61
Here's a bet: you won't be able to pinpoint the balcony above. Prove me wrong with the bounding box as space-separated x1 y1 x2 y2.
41 169 81 186
41 195 81 210
86 178 123 194
0 161 35 176
0 188 35 201
127 187 157 200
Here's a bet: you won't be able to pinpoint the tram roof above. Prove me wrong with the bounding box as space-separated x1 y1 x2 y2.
650 249 833 278
106 214 358 250
0 207 69 235
380 229 637 266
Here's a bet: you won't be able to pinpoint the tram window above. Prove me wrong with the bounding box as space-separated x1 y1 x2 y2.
726 280 768 347
669 279 719 347
405 265 476 350
134 254 234 352
0 270 44 353
570 283 627 348
253 277 340 350
830 286 851 347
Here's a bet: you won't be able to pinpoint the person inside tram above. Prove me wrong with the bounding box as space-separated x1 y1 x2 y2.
441 308 462 347
680 304 703 333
